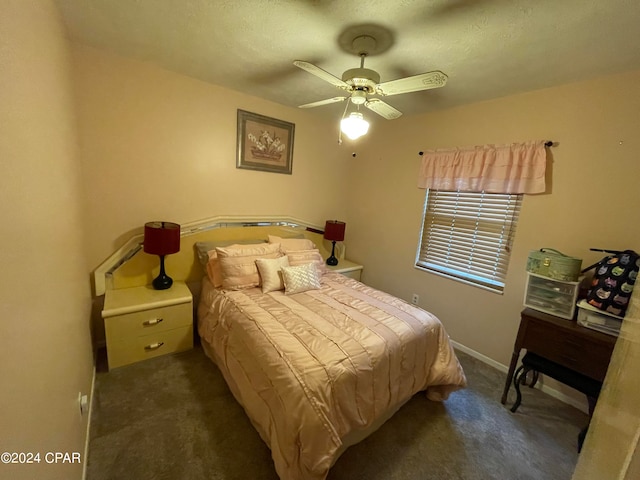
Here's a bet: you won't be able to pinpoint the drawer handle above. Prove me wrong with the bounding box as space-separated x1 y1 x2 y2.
144 342 164 351
143 318 164 326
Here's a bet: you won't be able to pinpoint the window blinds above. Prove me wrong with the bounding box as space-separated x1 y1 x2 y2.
416 190 522 293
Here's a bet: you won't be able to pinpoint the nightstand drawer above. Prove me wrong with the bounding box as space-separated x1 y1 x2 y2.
107 325 193 369
105 302 192 339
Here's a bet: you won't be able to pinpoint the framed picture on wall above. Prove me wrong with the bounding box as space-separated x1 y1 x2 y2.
236 109 295 175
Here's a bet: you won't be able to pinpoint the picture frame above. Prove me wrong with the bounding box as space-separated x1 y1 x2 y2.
236 109 295 175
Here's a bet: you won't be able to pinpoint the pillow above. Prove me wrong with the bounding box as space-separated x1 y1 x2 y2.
268 235 316 252
205 249 223 288
286 248 328 275
217 243 282 290
256 256 290 293
195 239 266 266
201 241 268 288
282 263 321 295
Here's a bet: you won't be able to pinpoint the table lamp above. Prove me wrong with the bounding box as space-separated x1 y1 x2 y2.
324 220 346 266
143 221 181 290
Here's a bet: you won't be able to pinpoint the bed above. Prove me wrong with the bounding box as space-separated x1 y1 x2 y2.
196 234 467 480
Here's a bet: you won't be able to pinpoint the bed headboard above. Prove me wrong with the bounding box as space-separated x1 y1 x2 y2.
93 216 343 296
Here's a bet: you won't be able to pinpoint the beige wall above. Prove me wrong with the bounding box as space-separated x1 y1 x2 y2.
73 43 640 381
0 2 93 479
72 45 351 271
346 69 640 370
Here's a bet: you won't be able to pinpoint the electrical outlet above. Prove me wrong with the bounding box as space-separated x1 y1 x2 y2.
78 392 89 416
411 294 419 305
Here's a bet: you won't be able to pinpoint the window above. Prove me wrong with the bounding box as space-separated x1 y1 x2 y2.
416 190 522 293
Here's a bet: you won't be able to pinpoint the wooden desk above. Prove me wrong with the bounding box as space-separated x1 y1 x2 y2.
501 308 617 406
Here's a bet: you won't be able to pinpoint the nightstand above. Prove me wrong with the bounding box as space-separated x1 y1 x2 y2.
102 282 193 370
326 259 363 282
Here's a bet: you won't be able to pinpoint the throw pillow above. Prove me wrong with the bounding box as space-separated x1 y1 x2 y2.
282 263 321 295
256 256 290 293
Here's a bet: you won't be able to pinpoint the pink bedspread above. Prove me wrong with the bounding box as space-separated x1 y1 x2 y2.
198 272 466 480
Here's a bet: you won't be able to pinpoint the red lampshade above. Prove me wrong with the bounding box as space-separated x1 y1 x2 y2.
144 221 181 256
324 220 346 242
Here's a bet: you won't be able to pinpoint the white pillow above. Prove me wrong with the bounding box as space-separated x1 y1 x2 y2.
256 256 290 293
282 263 321 295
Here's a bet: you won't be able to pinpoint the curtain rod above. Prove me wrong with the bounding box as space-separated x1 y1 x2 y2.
418 141 554 156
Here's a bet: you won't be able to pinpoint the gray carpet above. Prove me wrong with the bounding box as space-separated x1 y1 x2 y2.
87 344 587 480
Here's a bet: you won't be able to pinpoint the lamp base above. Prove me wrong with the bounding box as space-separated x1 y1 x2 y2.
152 274 173 290
326 255 339 266
325 240 339 266
152 255 173 290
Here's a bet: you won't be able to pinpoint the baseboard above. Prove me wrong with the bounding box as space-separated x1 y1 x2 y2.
451 340 588 414
82 358 97 480
451 340 509 373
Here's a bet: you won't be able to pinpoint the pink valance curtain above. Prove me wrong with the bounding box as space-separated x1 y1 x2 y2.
417 140 547 194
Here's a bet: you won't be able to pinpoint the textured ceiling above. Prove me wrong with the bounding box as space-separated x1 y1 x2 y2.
56 0 640 121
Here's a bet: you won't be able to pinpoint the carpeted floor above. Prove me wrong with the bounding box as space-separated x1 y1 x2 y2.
86 344 587 480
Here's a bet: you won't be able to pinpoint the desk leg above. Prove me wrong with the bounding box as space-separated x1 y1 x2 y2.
501 350 521 404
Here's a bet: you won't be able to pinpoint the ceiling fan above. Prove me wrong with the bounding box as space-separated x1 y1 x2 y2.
293 34 448 121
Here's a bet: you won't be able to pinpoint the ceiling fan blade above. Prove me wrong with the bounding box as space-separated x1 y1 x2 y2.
298 97 348 109
364 99 403 119
293 60 350 90
376 71 448 96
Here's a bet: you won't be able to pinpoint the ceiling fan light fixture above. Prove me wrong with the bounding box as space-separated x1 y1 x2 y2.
350 90 367 105
341 112 370 140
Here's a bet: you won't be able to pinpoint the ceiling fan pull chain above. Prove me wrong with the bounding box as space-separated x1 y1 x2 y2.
340 96 351 120
337 98 351 144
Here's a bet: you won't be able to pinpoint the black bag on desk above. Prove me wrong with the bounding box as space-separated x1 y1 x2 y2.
584 249 639 317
